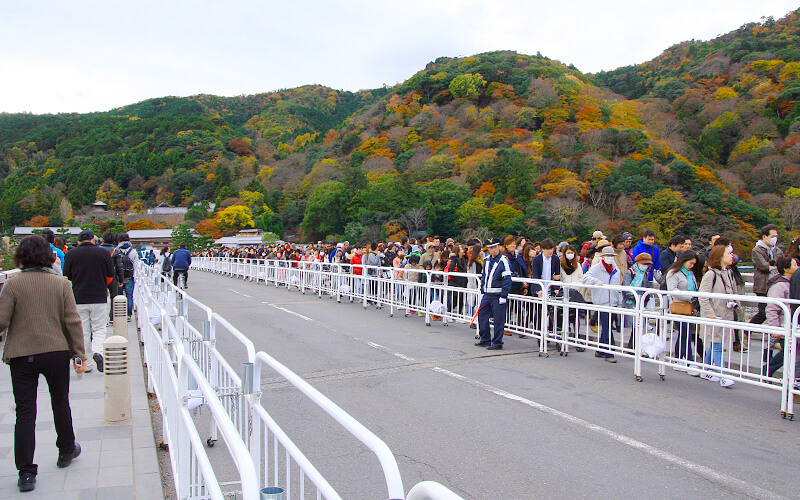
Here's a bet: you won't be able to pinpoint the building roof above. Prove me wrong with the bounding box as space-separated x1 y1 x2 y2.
13 226 82 236
127 229 195 240
213 236 264 247
92 201 108 206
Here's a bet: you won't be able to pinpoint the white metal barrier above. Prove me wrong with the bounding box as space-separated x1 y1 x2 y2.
193 257 800 419
137 261 463 499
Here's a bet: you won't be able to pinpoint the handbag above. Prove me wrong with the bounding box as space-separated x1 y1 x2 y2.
670 301 694 316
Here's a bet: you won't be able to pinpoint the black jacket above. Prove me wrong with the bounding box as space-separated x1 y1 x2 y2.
529 253 561 295
63 242 114 304
99 242 124 283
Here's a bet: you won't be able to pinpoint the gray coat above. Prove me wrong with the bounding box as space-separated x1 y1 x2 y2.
581 263 622 307
752 241 783 295
698 268 740 343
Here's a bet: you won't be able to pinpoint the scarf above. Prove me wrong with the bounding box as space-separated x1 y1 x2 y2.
630 264 647 288
680 267 697 291
601 260 614 275
21 266 59 275
562 258 576 275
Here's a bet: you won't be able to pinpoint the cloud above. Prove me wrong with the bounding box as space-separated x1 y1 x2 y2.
0 0 797 113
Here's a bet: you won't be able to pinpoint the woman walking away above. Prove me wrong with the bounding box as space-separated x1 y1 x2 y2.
0 236 85 492
764 255 798 377
698 245 739 388
666 250 700 375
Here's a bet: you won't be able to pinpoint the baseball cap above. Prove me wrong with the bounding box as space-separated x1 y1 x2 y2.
78 229 95 241
592 230 606 240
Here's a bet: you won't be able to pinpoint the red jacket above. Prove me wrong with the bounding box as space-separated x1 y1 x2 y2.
351 253 363 275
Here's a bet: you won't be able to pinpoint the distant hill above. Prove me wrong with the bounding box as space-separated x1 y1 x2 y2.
2 8 800 245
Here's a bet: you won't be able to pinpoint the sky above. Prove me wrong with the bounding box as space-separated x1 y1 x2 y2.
1 0 798 114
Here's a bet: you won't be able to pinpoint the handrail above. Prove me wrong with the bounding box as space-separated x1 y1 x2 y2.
407 481 464 500
254 350 405 499
179 353 261 500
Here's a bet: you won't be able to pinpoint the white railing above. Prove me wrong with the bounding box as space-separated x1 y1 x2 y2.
193 257 800 420
136 262 463 499
135 273 261 499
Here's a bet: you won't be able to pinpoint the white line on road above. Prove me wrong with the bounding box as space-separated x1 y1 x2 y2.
265 303 313 322
365 342 416 361
431 367 784 500
229 289 252 298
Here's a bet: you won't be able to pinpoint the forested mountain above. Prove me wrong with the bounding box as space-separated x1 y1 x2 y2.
2 8 800 246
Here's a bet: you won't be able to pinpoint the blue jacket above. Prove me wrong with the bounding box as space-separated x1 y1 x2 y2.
632 240 660 281
529 253 561 295
50 243 65 273
480 253 513 298
171 248 192 270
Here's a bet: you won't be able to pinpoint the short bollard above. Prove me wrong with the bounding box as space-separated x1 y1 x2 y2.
103 335 131 424
260 486 285 500
113 295 128 339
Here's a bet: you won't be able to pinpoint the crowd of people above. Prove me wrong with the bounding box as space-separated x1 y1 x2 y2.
198 225 800 390
0 228 197 492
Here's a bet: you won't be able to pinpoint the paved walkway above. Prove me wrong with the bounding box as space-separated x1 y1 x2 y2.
0 320 164 499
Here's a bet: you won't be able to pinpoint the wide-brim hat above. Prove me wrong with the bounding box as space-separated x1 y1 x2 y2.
635 253 653 265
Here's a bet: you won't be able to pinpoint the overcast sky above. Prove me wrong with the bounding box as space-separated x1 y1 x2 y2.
1 1 797 114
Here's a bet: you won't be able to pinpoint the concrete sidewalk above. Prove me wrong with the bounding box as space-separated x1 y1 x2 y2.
0 320 164 499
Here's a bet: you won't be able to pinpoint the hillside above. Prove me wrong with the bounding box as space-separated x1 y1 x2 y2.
2 9 800 245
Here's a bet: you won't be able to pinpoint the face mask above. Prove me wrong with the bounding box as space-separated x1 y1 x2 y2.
638 264 650 272
603 256 615 264
727 245 733 254
768 236 778 246
565 253 575 260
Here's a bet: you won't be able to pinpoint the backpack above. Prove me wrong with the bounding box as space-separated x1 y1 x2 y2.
162 254 172 273
121 248 135 278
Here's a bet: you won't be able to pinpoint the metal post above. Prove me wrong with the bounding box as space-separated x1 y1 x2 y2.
241 362 254 395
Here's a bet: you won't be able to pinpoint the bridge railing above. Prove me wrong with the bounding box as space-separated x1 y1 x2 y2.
193 257 800 419
137 262 463 499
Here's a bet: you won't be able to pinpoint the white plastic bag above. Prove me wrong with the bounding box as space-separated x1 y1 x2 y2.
429 300 444 315
641 332 666 359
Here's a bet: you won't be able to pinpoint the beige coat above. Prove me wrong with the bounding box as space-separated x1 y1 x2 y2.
698 268 740 343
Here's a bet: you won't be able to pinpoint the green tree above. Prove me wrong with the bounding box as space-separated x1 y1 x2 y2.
301 181 349 239
171 223 196 250
449 73 487 100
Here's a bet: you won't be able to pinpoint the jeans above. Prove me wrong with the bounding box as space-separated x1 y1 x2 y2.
598 311 615 358
674 321 694 361
704 342 724 373
10 351 76 476
122 278 135 316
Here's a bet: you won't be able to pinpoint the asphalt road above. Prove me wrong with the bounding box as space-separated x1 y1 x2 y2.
181 270 800 500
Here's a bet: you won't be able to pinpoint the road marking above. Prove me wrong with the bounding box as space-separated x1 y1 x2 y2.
430 367 785 500
265 303 313 322
365 342 416 361
229 289 252 298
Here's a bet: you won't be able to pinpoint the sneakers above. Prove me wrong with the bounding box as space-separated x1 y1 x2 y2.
17 472 35 492
93 353 104 373
604 356 617 363
701 373 721 383
686 364 701 377
719 378 735 388
57 442 81 468
672 363 688 372
590 324 598 333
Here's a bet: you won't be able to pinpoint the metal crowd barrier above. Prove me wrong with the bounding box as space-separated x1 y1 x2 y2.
193 257 800 420
136 262 463 499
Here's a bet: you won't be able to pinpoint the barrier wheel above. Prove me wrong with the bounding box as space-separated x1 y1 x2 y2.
559 352 564 356
635 376 643 382
791 414 795 421
443 323 449 327
564 352 569 357
576 347 585 352
207 438 216 448
475 334 480 340
782 412 786 419
390 313 394 317
426 322 431 327
660 374 666 381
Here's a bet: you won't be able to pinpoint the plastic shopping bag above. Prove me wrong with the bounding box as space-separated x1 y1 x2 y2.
641 332 666 359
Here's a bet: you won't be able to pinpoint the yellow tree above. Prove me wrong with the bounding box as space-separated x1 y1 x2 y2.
215 205 254 235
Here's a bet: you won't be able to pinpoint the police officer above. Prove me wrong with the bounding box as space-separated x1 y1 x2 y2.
475 237 513 350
